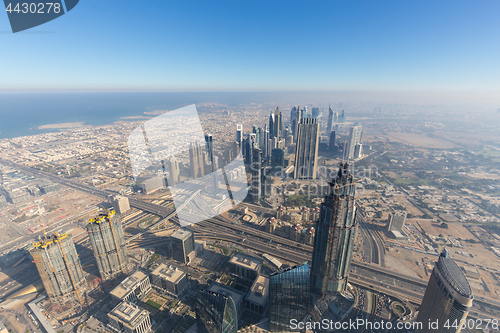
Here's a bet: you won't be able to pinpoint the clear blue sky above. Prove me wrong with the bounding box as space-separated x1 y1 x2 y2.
1 0 499 93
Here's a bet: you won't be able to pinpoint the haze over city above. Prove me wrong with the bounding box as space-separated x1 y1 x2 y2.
1 1 500 333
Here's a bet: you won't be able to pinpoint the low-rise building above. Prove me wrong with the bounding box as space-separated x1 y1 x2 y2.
110 270 152 305
228 252 263 281
245 274 269 317
150 264 189 299
108 301 152 333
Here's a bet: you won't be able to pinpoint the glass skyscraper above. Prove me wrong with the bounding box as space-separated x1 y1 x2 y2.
196 290 238 333
416 248 473 333
269 262 310 332
310 163 358 295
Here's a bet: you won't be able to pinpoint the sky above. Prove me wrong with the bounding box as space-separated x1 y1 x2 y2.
1 0 500 96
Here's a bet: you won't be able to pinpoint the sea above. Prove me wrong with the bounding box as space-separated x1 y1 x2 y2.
0 92 327 140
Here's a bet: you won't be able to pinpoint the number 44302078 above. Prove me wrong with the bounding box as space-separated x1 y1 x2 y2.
5 3 62 14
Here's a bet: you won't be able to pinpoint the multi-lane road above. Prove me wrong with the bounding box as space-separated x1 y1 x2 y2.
2 158 500 320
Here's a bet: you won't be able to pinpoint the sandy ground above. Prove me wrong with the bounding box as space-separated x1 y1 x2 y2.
383 132 459 149
384 255 421 278
7 314 26 333
413 220 476 239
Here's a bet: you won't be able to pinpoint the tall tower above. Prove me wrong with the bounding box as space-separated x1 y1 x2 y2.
269 262 310 332
327 105 334 135
294 117 319 179
86 210 129 279
30 233 85 300
205 134 214 170
196 290 238 333
273 107 282 141
168 158 180 186
236 124 243 147
416 249 473 333
310 163 358 295
269 110 275 139
347 125 362 159
189 141 205 178
250 148 262 203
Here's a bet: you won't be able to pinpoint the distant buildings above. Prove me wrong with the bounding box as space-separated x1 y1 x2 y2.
269 262 310 332
269 107 283 141
250 148 262 203
270 148 285 171
236 124 243 148
347 125 362 159
30 233 85 299
150 264 189 299
189 141 205 178
139 176 164 195
329 131 336 151
86 210 129 279
310 163 358 295
196 289 238 333
294 117 320 179
167 157 180 186
108 301 152 333
327 106 334 135
170 228 195 264
353 143 363 159
416 248 473 333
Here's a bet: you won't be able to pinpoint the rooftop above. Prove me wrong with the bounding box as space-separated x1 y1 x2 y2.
171 228 193 241
152 264 185 283
437 254 473 299
109 301 148 327
208 283 244 307
246 275 269 307
229 252 263 271
110 270 148 299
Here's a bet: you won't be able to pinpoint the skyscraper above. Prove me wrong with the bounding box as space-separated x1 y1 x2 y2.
327 106 334 135
86 210 129 279
310 163 358 295
347 125 362 159
236 124 243 147
269 262 310 332
263 124 270 160
189 141 205 178
294 117 319 179
196 289 238 333
416 249 473 333
168 157 180 185
269 107 282 141
170 228 195 264
205 134 214 171
30 233 85 300
311 107 320 118
329 131 336 151
250 148 262 203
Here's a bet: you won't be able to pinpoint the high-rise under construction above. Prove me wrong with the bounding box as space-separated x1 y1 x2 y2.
30 233 85 300
86 210 129 279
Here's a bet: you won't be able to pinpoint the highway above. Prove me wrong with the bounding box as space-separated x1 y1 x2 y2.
2 158 499 320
